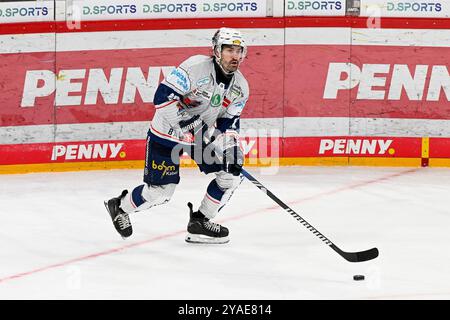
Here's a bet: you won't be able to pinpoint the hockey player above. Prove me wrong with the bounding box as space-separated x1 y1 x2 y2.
104 27 249 244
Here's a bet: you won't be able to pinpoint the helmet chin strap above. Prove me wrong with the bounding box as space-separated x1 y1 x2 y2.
216 58 235 75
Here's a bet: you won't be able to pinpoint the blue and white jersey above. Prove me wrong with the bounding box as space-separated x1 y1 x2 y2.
149 55 249 148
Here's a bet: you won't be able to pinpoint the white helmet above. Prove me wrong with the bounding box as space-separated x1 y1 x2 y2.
212 27 247 61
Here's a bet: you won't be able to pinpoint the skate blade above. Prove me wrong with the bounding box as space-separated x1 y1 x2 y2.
185 233 229 244
103 200 111 215
104 200 131 240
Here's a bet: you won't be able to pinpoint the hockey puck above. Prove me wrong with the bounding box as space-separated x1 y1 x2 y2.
353 275 365 281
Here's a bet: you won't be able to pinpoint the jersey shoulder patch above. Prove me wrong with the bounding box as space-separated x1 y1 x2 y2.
165 67 190 93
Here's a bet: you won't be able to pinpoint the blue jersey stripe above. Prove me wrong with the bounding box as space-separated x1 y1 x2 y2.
131 184 146 207
153 83 183 105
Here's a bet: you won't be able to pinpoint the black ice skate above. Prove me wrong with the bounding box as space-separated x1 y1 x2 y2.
185 202 229 244
104 190 132 239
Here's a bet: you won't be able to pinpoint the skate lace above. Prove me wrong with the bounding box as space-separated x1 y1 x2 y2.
204 220 221 233
115 213 131 230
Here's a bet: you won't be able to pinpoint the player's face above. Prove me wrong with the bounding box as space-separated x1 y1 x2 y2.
220 45 243 73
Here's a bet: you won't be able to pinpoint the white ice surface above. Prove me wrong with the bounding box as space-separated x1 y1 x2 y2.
1 166 450 300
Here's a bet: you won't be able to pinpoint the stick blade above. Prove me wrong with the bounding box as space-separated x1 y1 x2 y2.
356 247 379 262
345 247 379 263
331 245 379 263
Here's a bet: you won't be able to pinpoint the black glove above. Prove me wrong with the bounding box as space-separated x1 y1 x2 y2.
222 145 244 176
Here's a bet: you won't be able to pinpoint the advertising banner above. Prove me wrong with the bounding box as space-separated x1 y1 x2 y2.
285 0 346 16
69 0 267 20
0 43 284 127
360 0 449 18
1 19 450 172
0 135 424 169
285 27 450 121
0 1 54 23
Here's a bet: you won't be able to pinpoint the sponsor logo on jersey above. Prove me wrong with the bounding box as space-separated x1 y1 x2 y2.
230 85 242 97
51 143 124 160
200 90 212 100
168 67 190 92
152 160 177 177
179 115 202 133
191 88 212 100
323 63 450 101
319 139 394 155
210 93 222 107
196 76 210 87
233 98 247 109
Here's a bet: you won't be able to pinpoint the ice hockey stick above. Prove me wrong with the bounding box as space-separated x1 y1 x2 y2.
241 168 379 263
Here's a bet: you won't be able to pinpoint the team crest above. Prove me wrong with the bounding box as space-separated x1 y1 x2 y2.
210 94 222 107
